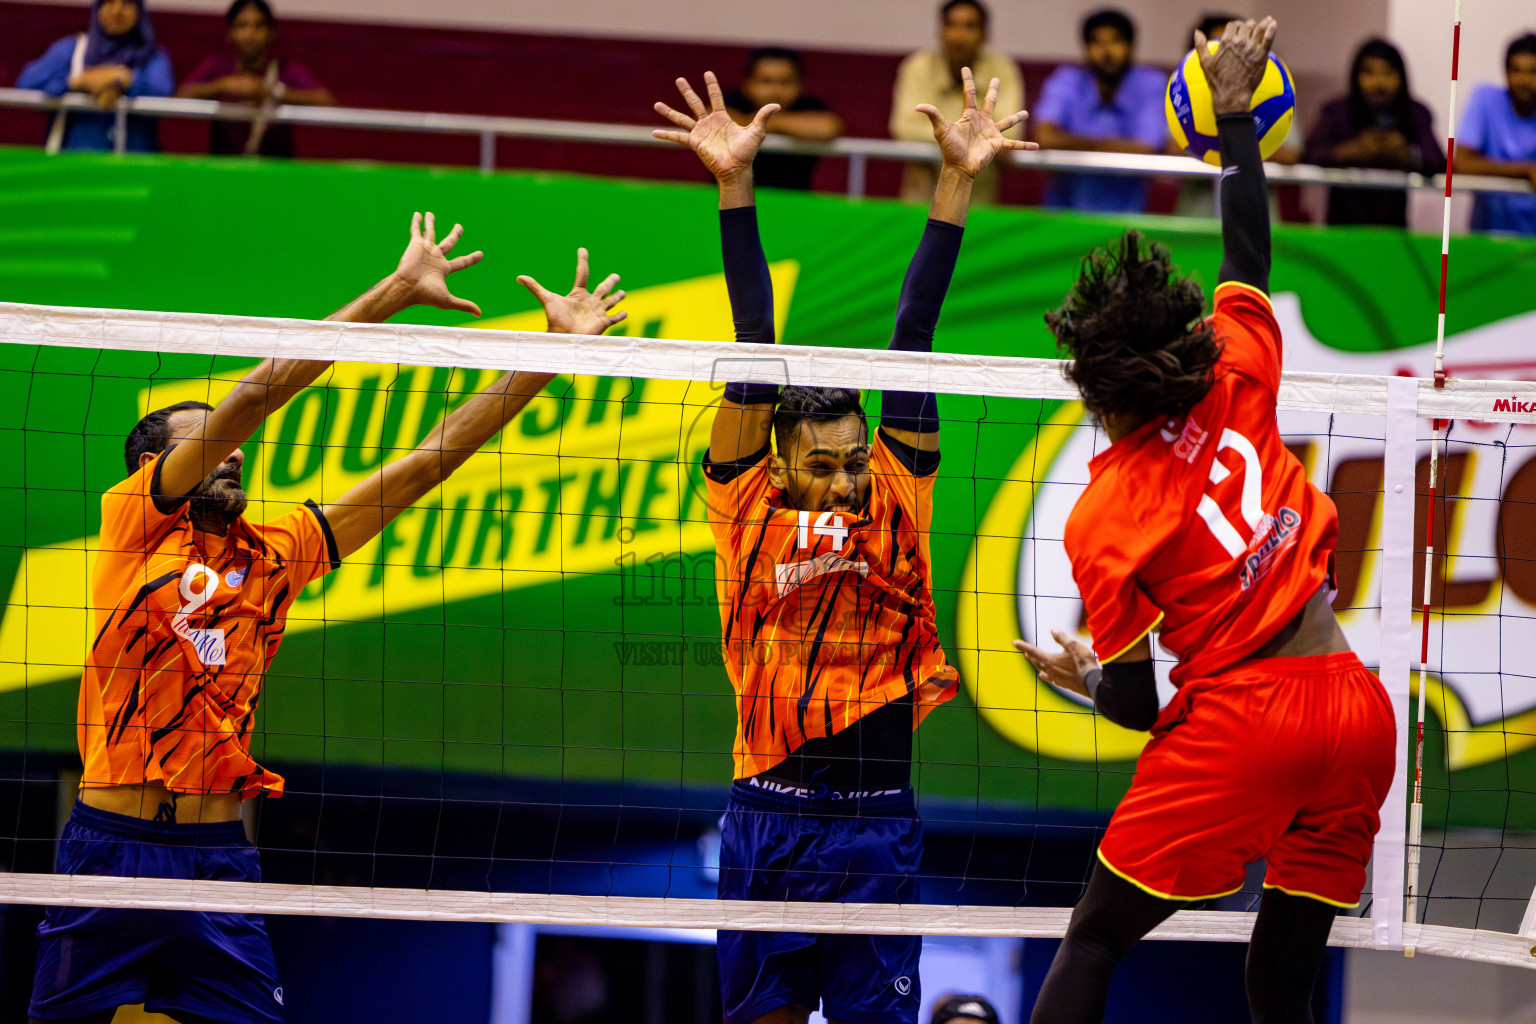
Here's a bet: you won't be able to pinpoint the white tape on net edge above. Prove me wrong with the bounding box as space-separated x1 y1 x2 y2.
2 873 1534 969
2 302 1534 425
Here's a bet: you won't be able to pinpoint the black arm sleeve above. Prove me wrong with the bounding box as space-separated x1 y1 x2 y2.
720 206 780 405
1084 659 1159 732
882 218 963 435
1216 113 1270 294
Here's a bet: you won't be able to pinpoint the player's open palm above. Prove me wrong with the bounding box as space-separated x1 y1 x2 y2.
1014 629 1100 699
654 71 778 181
518 248 627 337
394 211 485 318
1195 16 1277 115
920 67 1035 179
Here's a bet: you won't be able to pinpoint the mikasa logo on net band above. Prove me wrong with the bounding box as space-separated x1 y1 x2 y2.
1493 396 1536 414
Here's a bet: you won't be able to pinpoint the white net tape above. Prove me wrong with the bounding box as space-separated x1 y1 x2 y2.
2 302 1534 967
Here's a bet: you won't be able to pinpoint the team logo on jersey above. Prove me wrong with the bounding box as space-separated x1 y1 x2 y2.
226 566 247 588
894 977 912 996
1161 414 1210 464
774 553 870 598
1239 506 1301 591
274 987 283 1005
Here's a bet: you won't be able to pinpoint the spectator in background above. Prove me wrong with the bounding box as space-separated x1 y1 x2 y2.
17 0 174 153
891 0 1024 203
1304 39 1444 227
1034 9 1167 213
724 47 843 191
177 0 334 157
1456 33 1536 234
931 994 1003 1024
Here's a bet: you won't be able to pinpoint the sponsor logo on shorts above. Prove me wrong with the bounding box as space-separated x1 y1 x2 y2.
894 976 912 996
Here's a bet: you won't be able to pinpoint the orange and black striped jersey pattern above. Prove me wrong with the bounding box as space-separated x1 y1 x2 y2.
705 429 957 779
79 451 338 798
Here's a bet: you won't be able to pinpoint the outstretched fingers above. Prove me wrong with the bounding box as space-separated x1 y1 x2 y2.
439 222 465 255
447 250 484 273
981 76 1000 117
443 290 481 318
654 101 696 131
571 247 591 291
592 271 619 300
749 102 782 134
517 274 555 302
653 128 692 146
915 102 946 134
409 211 423 242
961 66 977 111
703 70 727 112
423 211 438 246
675 76 707 118
603 289 626 313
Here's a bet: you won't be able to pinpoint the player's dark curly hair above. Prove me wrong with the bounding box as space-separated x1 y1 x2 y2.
1046 230 1222 424
773 387 866 453
124 401 214 474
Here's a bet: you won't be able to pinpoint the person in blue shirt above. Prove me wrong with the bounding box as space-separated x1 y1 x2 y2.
1458 33 1536 234
1034 8 1168 213
17 0 175 153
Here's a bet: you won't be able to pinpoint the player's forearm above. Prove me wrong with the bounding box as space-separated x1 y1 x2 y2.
282 87 334 107
882 213 962 442
221 357 333 434
174 80 225 100
717 168 755 211
414 370 551 473
928 165 977 227
326 273 416 324
1216 113 1270 292
1455 147 1534 179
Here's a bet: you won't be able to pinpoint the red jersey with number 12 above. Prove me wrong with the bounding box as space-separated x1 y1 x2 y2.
1064 282 1338 685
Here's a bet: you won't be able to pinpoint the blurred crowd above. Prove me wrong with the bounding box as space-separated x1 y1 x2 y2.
16 0 1536 234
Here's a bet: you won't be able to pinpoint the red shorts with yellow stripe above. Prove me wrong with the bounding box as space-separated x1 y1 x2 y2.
1097 651 1396 907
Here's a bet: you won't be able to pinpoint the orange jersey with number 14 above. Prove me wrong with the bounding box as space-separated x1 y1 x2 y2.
1065 282 1338 684
705 431 957 779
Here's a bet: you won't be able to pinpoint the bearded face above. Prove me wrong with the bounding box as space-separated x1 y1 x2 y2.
187 457 248 532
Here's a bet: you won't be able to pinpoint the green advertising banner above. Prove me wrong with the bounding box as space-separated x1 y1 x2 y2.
0 148 1533 827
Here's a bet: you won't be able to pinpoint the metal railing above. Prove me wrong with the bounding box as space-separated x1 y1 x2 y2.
1 87 1528 200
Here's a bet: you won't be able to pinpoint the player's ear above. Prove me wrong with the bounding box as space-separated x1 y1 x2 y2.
767 453 789 490
139 450 158 470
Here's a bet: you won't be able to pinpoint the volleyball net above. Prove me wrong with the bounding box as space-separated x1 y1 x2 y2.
0 301 1533 969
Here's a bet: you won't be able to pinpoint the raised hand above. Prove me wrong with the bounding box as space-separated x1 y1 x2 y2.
517 248 627 337
653 71 779 182
391 212 485 317
1013 629 1101 699
917 67 1035 178
1195 16 1277 116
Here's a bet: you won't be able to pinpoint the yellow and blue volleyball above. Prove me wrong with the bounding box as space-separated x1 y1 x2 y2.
1166 44 1294 165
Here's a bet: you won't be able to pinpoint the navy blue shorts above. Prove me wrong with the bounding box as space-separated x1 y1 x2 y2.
717 781 923 1024
29 801 284 1024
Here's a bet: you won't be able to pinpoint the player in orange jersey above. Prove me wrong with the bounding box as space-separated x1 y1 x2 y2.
655 70 1029 1024
1016 19 1395 1024
29 215 626 1024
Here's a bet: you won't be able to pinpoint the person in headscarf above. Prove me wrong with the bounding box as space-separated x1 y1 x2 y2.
177 0 335 157
1304 38 1445 226
17 0 175 153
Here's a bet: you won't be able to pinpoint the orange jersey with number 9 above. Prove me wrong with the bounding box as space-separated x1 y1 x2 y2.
705 430 957 779
79 450 338 798
1064 282 1338 684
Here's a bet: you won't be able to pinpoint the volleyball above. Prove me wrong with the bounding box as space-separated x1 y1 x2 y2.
1165 43 1295 165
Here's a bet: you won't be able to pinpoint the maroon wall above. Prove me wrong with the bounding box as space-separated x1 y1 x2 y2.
0 2 1161 207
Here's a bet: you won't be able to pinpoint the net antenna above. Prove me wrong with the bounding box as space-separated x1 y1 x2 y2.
1405 0 1462 953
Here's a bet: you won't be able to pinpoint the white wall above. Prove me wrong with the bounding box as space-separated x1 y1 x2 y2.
26 0 1391 75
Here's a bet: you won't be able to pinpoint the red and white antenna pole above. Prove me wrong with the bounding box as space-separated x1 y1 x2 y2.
1405 0 1461 951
